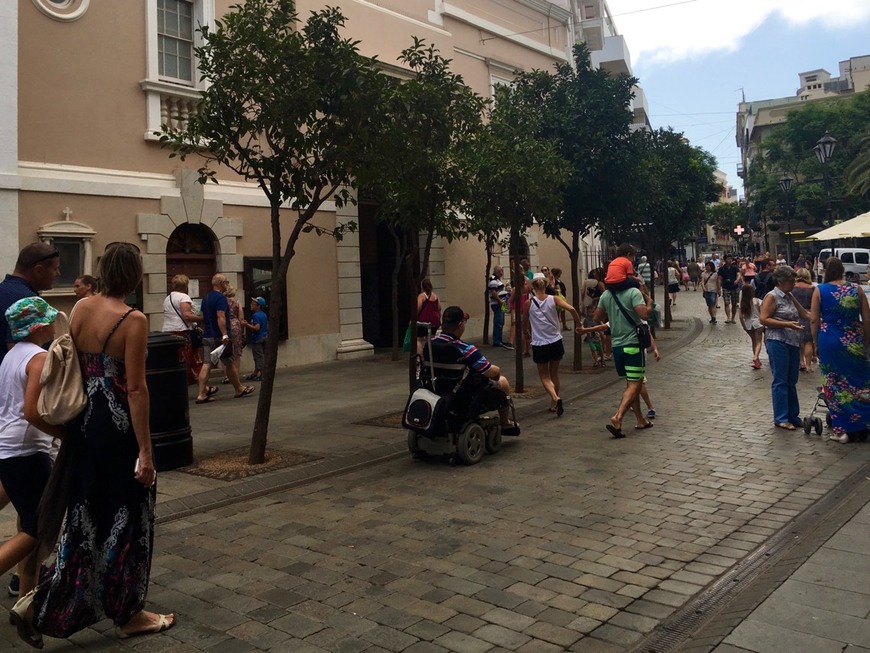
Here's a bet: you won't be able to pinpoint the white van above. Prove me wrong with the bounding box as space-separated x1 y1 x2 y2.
816 248 870 283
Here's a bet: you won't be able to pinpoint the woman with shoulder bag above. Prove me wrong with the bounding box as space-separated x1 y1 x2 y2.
701 262 719 324
416 279 441 356
162 274 203 385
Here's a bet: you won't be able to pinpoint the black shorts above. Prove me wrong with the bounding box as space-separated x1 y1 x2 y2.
416 325 437 338
0 452 51 537
532 339 565 364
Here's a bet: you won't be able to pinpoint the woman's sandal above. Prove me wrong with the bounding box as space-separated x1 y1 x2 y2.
234 386 255 398
115 613 176 639
10 589 43 649
775 422 796 431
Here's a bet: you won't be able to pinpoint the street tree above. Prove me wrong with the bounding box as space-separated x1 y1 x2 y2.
465 83 567 391
159 0 386 464
601 128 721 327
746 91 870 225
360 39 485 385
516 44 636 370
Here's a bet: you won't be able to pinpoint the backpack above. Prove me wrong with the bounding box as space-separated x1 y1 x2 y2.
37 309 87 426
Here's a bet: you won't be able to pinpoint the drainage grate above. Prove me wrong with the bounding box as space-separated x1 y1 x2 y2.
629 462 870 653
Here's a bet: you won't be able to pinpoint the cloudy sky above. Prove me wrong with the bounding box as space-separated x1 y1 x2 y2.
605 0 870 194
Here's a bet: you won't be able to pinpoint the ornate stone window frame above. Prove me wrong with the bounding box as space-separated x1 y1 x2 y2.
37 217 96 297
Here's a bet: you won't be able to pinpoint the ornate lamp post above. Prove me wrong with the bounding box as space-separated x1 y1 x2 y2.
813 132 837 226
779 176 793 264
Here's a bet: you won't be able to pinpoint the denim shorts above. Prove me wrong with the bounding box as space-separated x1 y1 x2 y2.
703 291 717 307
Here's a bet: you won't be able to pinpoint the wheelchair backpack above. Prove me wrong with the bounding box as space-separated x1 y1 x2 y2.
402 387 451 438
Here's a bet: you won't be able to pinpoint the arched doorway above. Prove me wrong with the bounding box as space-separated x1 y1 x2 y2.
166 223 217 300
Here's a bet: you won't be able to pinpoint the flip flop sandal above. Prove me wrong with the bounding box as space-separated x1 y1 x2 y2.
195 397 215 404
206 386 219 397
606 424 625 439
501 422 521 436
635 421 654 430
116 613 176 639
556 399 564 417
234 386 255 398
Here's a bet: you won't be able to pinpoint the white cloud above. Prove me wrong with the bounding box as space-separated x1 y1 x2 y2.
605 0 870 66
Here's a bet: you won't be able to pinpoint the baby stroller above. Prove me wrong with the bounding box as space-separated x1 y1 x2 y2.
403 323 518 465
802 386 831 436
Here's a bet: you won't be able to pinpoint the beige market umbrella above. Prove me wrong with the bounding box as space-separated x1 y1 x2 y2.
808 211 870 240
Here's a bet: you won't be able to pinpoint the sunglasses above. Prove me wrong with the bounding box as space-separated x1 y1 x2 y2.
541 268 549 273
34 249 60 265
106 241 141 253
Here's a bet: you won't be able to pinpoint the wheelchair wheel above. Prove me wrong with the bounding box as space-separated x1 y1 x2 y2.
813 417 823 436
457 423 485 465
485 428 501 454
802 417 812 435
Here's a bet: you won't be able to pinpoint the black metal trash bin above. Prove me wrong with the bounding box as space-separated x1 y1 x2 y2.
146 332 192 471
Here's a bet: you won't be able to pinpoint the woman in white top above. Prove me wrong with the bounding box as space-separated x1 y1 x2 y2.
162 274 202 385
524 275 581 416
701 261 719 324
738 284 764 369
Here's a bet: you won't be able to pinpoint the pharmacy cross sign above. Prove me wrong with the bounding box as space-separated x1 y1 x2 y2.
733 225 745 237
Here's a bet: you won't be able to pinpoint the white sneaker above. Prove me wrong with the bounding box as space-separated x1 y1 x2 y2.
829 433 849 444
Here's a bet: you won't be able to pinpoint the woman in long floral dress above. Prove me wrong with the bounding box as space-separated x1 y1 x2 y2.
15 243 175 646
811 256 870 443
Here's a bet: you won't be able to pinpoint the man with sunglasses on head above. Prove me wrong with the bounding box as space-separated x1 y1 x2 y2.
0 243 61 366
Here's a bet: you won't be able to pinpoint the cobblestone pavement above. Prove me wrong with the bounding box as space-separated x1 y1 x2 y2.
1 298 869 651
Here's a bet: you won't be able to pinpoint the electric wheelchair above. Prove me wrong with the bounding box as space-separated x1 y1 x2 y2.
403 324 519 465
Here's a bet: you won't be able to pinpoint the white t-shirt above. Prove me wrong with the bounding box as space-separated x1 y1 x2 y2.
163 291 194 332
0 342 53 459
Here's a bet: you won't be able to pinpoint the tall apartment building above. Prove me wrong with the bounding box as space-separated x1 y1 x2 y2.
1 0 645 368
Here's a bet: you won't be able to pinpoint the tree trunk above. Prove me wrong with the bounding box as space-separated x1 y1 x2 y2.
249 201 291 465
388 224 403 362
569 231 582 371
407 229 419 391
510 227 524 393
482 234 494 346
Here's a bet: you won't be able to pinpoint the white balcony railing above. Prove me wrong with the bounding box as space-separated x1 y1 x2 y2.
140 79 202 141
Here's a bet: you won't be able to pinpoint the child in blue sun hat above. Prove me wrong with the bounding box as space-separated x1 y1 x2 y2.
0 297 65 616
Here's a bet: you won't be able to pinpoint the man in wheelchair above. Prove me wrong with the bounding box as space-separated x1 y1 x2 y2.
425 306 520 436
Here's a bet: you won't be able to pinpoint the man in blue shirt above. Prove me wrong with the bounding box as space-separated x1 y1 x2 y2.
0 243 61 366
431 306 519 436
195 274 254 403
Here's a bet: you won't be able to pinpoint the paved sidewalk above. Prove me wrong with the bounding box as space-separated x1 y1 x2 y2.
0 294 868 652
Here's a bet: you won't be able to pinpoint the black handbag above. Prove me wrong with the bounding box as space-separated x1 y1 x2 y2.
609 291 652 350
170 293 203 348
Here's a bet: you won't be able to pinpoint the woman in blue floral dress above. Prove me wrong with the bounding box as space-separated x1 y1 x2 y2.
811 256 870 443
12 243 175 647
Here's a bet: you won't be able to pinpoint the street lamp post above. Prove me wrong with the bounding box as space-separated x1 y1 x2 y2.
813 132 837 226
779 176 792 264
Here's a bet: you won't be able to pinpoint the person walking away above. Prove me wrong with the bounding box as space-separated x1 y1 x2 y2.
487 266 512 349
72 275 97 299
594 278 654 437
738 284 764 369
754 258 776 299
687 257 701 291
224 285 245 384
666 260 680 305
243 297 269 381
759 266 811 431
415 279 441 357
636 256 653 288
791 268 815 372
741 258 756 289
680 262 690 292
701 262 719 323
717 254 742 323
161 274 203 385
22 242 176 644
195 274 254 403
810 256 870 443
0 298 65 648
525 275 581 416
